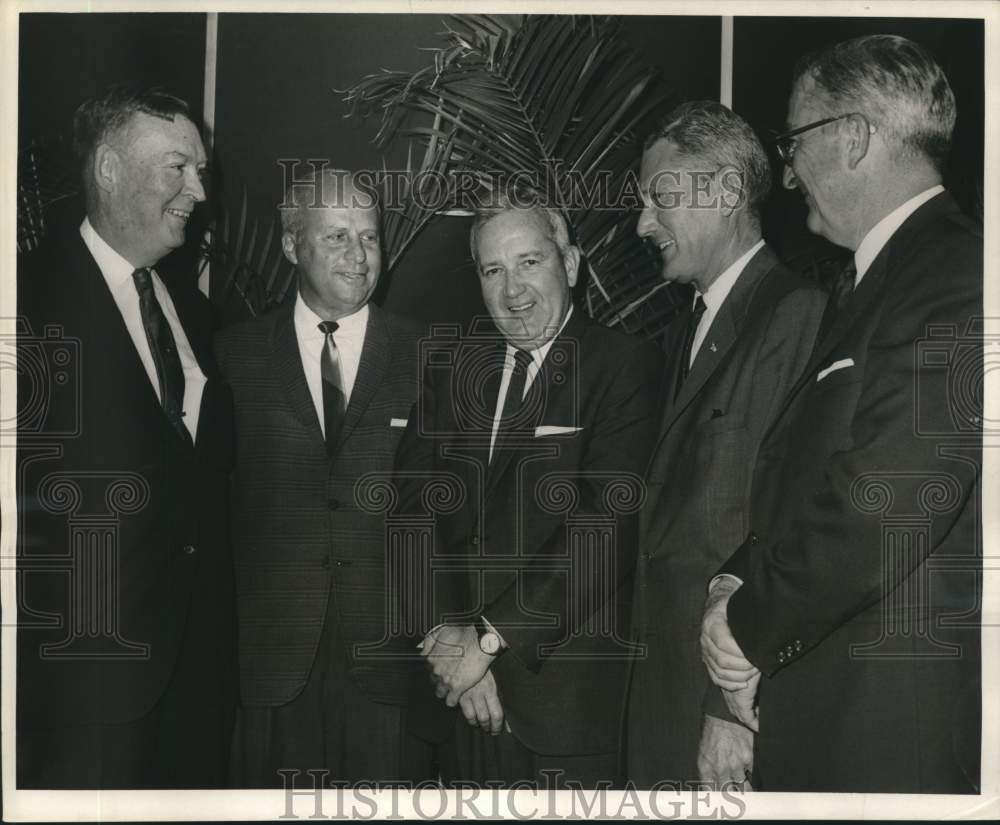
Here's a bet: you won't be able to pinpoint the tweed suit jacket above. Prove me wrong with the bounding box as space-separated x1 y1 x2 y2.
719 192 982 792
215 299 426 707
626 244 825 787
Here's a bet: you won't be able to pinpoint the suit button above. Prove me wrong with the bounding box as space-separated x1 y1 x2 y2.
776 650 786 663
328 497 340 511
182 544 196 555
321 556 331 570
749 532 759 545
470 534 480 546
794 639 803 652
785 645 794 657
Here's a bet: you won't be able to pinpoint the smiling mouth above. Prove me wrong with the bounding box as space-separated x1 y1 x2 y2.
165 208 191 222
657 240 676 252
507 301 536 313
335 271 368 280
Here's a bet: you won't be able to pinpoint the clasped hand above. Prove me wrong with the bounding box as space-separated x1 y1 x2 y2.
700 580 760 731
420 624 503 733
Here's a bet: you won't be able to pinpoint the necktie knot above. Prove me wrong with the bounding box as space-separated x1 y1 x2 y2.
833 258 856 311
318 320 340 336
512 347 532 376
692 294 707 321
132 267 153 295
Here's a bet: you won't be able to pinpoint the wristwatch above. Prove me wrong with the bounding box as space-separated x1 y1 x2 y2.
475 617 504 656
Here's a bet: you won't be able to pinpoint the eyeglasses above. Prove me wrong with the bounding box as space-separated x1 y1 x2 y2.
772 113 875 165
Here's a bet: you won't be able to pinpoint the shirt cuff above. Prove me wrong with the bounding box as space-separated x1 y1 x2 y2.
708 573 743 594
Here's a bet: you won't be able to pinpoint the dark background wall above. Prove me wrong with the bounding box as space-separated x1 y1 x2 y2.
18 13 983 330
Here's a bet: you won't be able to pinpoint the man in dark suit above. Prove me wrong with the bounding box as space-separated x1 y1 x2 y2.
701 35 982 792
395 195 664 786
625 101 825 789
16 86 237 788
216 169 429 786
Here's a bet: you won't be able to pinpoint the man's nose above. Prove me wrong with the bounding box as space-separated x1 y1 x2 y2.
185 169 207 203
636 204 656 238
345 235 367 264
782 163 799 190
502 273 524 297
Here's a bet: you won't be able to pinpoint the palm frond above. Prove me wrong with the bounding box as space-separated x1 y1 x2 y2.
343 14 687 339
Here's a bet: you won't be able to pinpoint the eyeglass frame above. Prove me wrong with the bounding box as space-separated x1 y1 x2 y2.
771 113 875 165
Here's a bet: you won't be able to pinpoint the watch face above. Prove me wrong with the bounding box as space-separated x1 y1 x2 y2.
480 632 501 655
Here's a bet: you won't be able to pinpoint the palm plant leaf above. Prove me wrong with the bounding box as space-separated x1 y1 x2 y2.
344 14 686 338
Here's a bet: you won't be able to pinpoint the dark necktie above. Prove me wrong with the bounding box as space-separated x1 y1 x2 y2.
318 321 346 455
132 268 190 445
492 348 533 464
677 295 707 392
818 257 857 340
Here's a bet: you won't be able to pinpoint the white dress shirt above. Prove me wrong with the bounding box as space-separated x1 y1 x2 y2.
80 218 206 442
853 185 944 286
294 293 369 437
689 239 765 367
488 306 574 461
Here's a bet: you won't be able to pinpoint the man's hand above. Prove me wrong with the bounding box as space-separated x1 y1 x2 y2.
697 714 754 790
701 579 759 690
458 671 504 735
722 673 760 732
420 624 494 706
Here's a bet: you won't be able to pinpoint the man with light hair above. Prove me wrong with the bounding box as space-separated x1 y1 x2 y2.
397 191 664 786
625 100 825 789
217 167 431 785
701 35 982 792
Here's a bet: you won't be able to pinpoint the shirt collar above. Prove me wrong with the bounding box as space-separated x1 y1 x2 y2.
80 217 141 289
507 304 574 368
696 238 765 313
294 291 370 338
854 185 944 284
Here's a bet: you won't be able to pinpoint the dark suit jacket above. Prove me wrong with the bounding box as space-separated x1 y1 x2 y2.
627 245 825 787
215 300 426 707
395 311 664 756
16 228 238 735
719 192 982 792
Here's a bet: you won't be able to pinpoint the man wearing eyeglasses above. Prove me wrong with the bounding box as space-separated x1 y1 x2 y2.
701 35 982 792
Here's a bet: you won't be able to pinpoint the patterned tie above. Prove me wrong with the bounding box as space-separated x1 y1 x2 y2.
677 295 707 392
132 268 191 445
492 348 533 464
818 257 857 340
318 321 346 455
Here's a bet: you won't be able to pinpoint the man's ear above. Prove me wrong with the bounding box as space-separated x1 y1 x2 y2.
563 245 581 288
845 113 873 171
93 143 119 195
717 165 745 215
281 232 299 266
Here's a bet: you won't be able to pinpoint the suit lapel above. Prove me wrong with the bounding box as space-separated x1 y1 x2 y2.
657 245 777 439
271 301 326 447
334 304 390 453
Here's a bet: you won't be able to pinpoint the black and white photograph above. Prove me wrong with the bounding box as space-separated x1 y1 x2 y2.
2 0 996 820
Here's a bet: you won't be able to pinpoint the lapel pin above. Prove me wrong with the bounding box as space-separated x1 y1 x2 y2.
709 342 718 353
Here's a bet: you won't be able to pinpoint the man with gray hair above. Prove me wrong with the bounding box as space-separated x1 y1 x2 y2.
625 100 825 789
216 168 430 784
396 193 663 785
701 35 982 791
